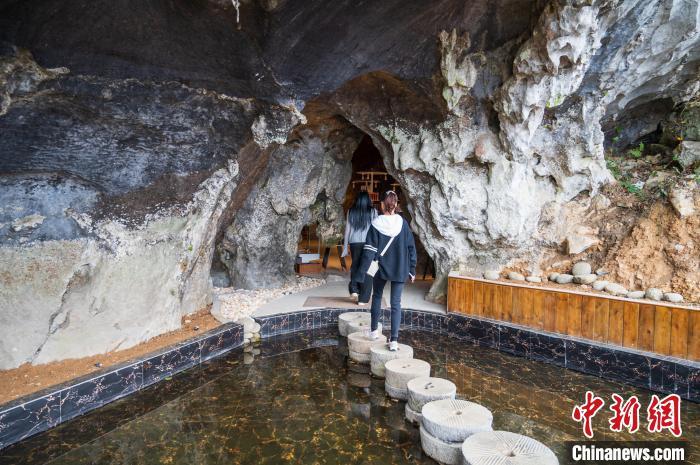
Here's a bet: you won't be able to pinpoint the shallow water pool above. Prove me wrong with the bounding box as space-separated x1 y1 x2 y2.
1 328 697 464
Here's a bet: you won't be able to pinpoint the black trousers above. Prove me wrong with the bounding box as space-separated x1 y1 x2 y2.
349 242 372 303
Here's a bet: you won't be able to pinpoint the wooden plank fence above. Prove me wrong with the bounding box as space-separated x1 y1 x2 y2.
448 275 699 361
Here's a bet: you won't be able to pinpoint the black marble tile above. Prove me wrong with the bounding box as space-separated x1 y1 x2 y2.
499 325 530 358
0 393 61 449
649 357 676 393
59 364 142 422
312 310 321 329
320 309 335 328
142 340 201 388
276 314 290 334
566 341 650 390
299 311 313 331
470 318 499 349
529 332 565 366
688 367 700 403
201 325 243 361
673 363 691 399
258 317 274 337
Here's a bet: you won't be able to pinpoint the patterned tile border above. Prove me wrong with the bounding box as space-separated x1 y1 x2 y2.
254 308 699 402
2 306 697 451
0 323 243 450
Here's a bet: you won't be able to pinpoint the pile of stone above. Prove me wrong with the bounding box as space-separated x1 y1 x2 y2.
548 261 685 303
211 276 326 323
239 316 261 364
239 316 261 344
486 262 685 304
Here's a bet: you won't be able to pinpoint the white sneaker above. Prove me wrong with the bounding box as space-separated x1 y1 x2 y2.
357 301 367 306
350 292 359 302
365 323 382 340
389 341 398 351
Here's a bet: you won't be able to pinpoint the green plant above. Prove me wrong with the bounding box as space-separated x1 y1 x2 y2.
619 179 643 197
546 94 564 108
606 158 621 179
187 244 193 252
628 142 644 159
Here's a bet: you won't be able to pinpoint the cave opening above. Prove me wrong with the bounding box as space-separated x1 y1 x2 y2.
295 133 434 281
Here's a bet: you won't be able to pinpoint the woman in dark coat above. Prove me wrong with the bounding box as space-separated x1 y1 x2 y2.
359 191 417 350
341 191 378 304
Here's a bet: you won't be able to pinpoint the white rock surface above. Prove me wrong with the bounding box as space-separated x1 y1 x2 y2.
664 292 684 303
507 271 525 281
525 276 541 283
484 271 500 280
573 273 597 285
645 288 663 301
407 377 457 413
385 382 410 401
571 262 592 276
420 426 464 465
461 430 558 465
422 399 493 443
11 213 45 232
627 290 645 299
592 280 609 291
605 282 628 296
548 273 560 282
339 312 370 337
370 343 413 378
555 274 574 284
669 182 696 217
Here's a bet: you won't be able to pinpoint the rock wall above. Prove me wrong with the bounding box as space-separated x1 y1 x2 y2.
0 0 698 367
0 45 301 369
219 117 363 288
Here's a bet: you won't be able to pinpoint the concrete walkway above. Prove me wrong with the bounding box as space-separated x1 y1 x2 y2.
253 277 445 317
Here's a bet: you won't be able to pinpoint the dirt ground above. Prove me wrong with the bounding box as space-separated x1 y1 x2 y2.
0 307 220 405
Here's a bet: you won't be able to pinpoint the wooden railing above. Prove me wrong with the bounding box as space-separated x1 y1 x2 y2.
447 274 699 361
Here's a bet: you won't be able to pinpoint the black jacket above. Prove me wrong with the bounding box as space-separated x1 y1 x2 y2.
359 218 417 282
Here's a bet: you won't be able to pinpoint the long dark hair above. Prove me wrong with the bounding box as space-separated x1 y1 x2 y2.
348 192 374 230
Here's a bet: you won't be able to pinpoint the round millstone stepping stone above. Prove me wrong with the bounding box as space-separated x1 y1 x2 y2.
420 426 463 465
347 332 387 364
405 403 422 424
461 430 558 465
422 399 493 443
384 358 431 400
407 377 457 413
370 343 413 378
339 312 369 336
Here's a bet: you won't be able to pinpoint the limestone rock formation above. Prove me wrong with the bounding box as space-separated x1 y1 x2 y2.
1 0 699 368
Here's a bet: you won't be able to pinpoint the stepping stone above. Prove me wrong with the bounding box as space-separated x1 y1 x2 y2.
384 358 431 400
370 343 413 378
405 403 422 424
407 377 456 413
422 399 493 443
339 312 369 336
461 430 558 465
347 332 387 364
420 426 463 465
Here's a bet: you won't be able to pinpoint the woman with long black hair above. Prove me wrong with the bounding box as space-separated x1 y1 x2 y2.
341 191 378 304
